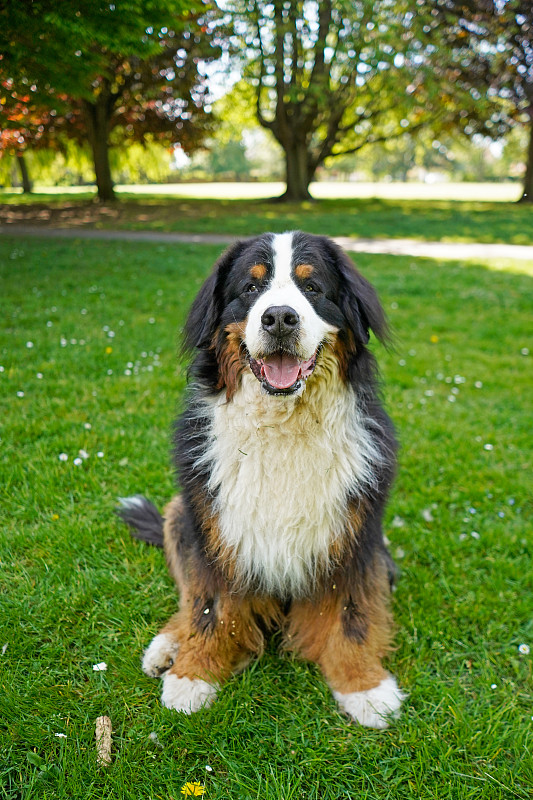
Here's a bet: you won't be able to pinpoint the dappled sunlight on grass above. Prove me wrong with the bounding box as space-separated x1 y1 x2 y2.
466 258 533 277
1 188 531 245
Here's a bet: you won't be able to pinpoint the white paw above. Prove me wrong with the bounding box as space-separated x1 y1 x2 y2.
333 675 406 729
142 633 180 677
161 674 217 714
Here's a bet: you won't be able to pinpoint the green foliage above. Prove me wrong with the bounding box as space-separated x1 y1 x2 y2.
0 235 531 799
178 80 285 181
325 128 528 183
211 80 259 146
0 1 221 199
225 0 491 198
431 0 533 200
0 0 202 103
1 140 176 188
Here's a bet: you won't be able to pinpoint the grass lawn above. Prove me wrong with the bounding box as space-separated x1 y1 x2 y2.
1 236 531 799
1 186 532 245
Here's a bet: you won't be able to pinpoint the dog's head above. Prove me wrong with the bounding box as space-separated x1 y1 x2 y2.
184 231 388 397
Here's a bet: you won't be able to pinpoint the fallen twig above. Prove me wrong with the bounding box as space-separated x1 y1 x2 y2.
95 715 112 767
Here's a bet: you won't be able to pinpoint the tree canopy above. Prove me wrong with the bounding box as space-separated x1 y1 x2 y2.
1 1 531 199
225 0 463 199
431 0 533 202
0 0 221 199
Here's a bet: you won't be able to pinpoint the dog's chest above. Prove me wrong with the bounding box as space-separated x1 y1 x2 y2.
199 373 378 596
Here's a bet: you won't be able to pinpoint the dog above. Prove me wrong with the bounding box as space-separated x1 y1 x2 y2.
118 231 405 728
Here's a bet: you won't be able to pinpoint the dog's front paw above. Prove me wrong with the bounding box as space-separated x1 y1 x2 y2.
161 674 217 714
333 675 406 729
142 633 180 677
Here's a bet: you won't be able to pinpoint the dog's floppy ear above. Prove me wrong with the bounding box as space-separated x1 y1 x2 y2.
183 240 247 350
322 238 389 345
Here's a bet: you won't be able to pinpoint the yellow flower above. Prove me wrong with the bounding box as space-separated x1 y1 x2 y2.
430 335 439 343
105 346 113 354
51 513 59 521
181 782 205 797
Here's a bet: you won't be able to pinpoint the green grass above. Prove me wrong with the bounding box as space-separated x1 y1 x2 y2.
1 190 532 245
1 237 531 799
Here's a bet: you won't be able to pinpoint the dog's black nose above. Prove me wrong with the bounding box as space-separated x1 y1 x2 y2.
261 305 300 337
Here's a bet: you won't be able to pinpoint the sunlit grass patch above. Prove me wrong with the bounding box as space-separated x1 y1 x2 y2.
1 185 532 245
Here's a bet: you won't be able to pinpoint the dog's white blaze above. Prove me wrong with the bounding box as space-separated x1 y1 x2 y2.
245 232 337 359
271 231 294 285
332 675 406 729
195 360 384 597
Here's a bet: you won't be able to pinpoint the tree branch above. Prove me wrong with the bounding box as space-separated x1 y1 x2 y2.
273 0 289 135
254 1 275 133
328 118 433 161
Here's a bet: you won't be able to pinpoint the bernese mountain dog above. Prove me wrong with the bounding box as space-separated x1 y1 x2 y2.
119 230 405 728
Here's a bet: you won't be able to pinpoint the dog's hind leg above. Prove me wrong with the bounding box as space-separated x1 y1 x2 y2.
285 559 405 729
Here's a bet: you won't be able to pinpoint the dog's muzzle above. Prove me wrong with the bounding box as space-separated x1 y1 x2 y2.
261 305 300 339
248 305 320 395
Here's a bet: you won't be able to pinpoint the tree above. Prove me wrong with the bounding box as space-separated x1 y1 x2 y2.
433 0 533 203
0 1 220 201
226 0 454 200
0 102 47 193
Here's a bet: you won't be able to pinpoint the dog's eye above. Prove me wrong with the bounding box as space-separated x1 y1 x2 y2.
244 283 258 294
304 283 319 294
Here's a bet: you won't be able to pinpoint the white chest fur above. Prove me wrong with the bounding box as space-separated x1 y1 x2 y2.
195 367 382 597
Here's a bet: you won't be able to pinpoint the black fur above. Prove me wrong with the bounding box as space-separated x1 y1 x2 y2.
116 232 405 724
341 597 368 643
173 231 398 598
116 496 164 548
122 233 397 600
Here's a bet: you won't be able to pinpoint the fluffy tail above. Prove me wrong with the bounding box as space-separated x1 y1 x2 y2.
116 495 164 548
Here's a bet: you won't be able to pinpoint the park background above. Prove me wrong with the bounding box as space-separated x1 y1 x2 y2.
1 2 531 799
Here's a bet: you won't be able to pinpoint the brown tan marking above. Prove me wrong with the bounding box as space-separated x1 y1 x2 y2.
215 321 247 400
301 333 351 390
250 263 267 280
160 591 282 683
159 495 390 692
329 329 357 384
158 495 282 682
284 558 393 694
162 494 188 594
165 485 242 592
295 263 314 280
332 501 367 565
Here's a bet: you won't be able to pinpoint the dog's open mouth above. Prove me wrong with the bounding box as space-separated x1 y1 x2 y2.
249 349 319 395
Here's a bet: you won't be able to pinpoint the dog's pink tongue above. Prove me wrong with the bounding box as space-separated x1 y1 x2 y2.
262 353 301 389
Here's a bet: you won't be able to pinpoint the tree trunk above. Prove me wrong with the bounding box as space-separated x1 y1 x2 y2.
278 141 314 202
16 154 32 193
83 94 116 202
518 116 533 204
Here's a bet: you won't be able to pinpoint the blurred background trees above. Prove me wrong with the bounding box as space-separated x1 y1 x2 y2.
1 0 531 202
432 0 533 202
0 0 221 200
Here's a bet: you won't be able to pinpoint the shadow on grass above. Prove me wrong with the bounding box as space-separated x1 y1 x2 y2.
1 192 532 245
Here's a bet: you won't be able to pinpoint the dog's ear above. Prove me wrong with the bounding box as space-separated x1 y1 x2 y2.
321 238 389 345
183 241 246 351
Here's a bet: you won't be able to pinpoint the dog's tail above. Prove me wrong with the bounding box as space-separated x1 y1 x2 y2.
116 495 164 548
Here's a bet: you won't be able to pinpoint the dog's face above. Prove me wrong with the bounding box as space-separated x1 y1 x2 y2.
185 231 387 396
